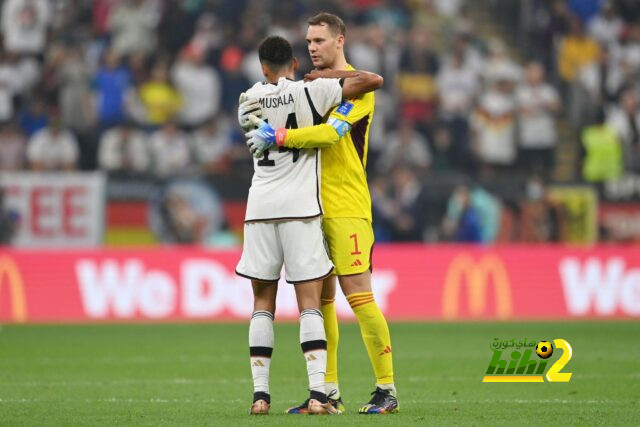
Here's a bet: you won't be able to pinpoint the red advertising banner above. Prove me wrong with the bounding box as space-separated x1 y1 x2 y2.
0 245 639 323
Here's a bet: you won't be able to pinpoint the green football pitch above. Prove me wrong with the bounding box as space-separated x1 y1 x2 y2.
1 322 639 426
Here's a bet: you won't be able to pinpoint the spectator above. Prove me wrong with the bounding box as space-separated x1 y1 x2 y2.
27 114 79 171
519 175 564 242
0 52 22 122
59 45 96 168
37 43 66 106
433 0 465 19
4 51 40 95
389 166 429 241
163 189 208 243
371 167 428 242
376 118 432 174
370 176 394 242
151 179 229 245
443 184 502 243
219 46 250 113
0 123 26 170
581 107 623 182
577 46 617 110
348 24 394 78
608 53 640 101
437 50 478 169
396 26 439 124
92 0 117 38
1 0 51 56
430 125 454 171
190 13 223 56
192 117 232 174
59 45 95 136
568 0 602 24
93 50 131 127
450 31 485 78
607 89 640 172
471 77 518 172
108 0 160 57
158 1 199 56
368 88 393 167
483 38 522 85
441 185 482 242
516 62 561 176
615 0 640 23
588 1 624 48
127 51 149 87
98 121 149 173
558 16 600 82
148 121 191 177
139 62 182 127
172 43 221 129
18 98 48 137
529 0 571 73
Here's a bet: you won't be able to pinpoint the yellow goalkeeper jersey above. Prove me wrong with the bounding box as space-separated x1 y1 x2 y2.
321 70 375 221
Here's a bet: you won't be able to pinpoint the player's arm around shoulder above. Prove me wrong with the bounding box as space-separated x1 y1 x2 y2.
304 69 383 100
280 70 382 149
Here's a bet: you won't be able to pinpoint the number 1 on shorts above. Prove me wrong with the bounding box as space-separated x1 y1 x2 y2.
350 233 362 255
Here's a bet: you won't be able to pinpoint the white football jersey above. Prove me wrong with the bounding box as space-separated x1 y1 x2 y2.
244 77 343 222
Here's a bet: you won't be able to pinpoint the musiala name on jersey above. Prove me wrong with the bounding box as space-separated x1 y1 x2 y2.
260 94 294 109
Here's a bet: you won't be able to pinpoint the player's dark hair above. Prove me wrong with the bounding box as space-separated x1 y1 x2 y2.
308 12 346 36
258 36 294 70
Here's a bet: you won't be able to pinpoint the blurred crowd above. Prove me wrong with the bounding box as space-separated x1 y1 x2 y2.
0 0 638 244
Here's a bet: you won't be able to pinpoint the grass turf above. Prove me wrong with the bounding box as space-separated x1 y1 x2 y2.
1 322 639 426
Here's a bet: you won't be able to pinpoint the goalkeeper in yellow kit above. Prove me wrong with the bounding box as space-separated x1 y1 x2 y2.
244 12 398 415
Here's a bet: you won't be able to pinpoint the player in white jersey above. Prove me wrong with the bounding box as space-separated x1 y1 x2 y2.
235 36 383 415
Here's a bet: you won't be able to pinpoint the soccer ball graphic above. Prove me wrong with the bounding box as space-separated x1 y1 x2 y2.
536 341 553 359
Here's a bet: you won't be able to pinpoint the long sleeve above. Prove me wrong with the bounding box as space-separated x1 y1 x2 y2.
283 123 340 149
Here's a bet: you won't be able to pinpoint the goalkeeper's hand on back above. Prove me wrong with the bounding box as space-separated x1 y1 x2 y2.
237 92 264 132
245 115 287 158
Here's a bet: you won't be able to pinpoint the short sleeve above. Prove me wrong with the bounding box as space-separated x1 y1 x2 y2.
303 78 343 117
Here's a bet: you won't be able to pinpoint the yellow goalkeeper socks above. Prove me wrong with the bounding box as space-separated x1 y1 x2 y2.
321 298 339 387
347 292 395 386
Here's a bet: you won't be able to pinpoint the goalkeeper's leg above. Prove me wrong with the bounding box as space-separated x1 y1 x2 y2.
340 271 398 414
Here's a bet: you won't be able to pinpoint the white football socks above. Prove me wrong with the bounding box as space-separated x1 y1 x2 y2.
249 310 274 394
300 308 327 394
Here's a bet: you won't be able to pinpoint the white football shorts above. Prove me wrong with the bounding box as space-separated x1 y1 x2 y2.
235 217 334 284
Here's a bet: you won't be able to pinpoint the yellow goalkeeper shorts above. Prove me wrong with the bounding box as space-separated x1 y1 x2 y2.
322 217 374 276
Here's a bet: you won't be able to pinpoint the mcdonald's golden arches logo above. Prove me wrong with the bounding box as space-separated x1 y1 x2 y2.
0 256 27 322
442 254 512 320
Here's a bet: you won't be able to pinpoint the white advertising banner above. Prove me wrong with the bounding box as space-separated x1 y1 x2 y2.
0 172 106 247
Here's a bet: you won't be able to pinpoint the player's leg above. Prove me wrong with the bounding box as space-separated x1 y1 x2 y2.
236 222 283 415
320 274 343 410
292 279 336 414
339 272 398 413
248 280 277 415
279 218 336 415
324 217 398 414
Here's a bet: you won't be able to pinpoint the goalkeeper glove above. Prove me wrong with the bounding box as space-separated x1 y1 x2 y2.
237 92 263 132
245 115 287 158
